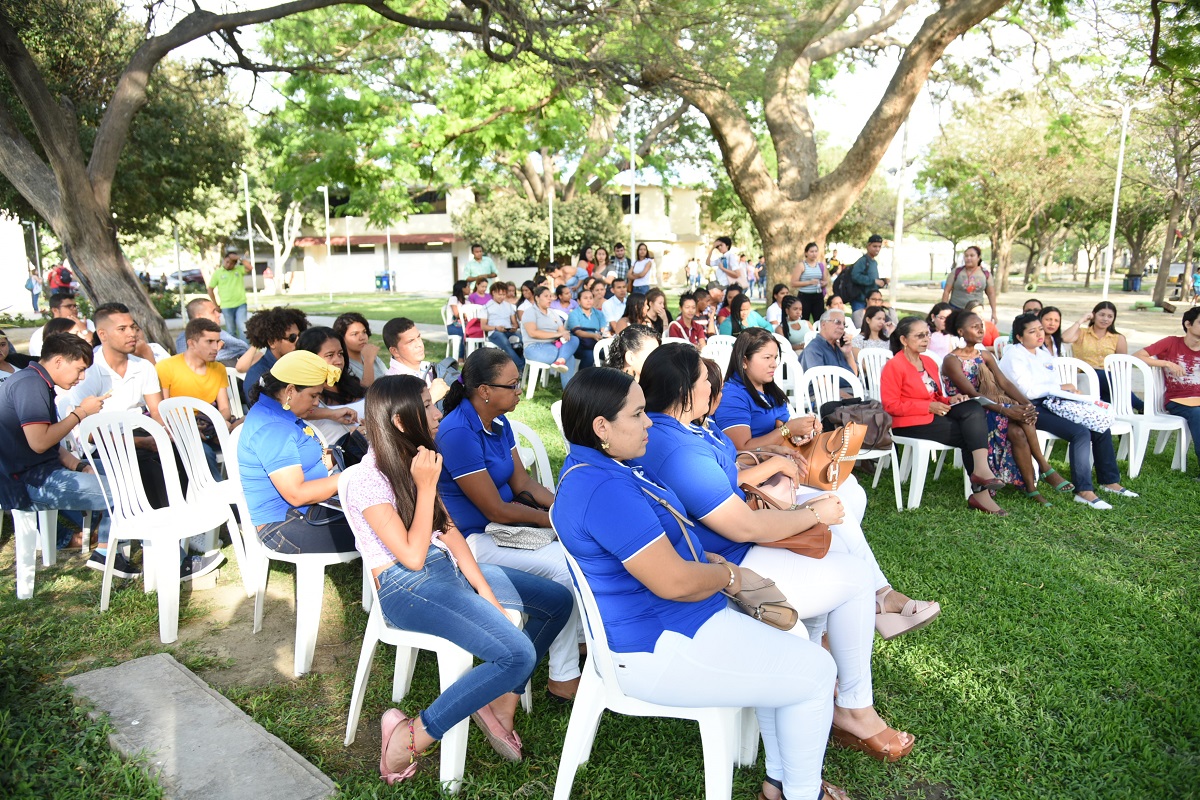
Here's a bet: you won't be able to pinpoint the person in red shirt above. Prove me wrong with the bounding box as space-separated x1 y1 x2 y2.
1136 305 1200 478
880 316 1008 515
667 293 708 346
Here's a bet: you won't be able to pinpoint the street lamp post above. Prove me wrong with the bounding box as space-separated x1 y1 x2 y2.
1099 100 1150 301
317 185 331 302
242 171 258 310
889 122 909 306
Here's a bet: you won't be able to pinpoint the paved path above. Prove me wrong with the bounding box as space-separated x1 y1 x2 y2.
66 653 335 800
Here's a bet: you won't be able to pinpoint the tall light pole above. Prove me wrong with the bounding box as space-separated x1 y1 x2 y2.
1099 100 1150 301
548 189 555 265
317 185 331 302
242 171 259 310
628 106 637 260
889 122 909 306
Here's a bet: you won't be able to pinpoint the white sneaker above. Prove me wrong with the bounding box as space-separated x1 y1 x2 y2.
1073 495 1112 510
1099 486 1139 498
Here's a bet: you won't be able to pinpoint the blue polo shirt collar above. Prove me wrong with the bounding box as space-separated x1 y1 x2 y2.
28 362 54 392
566 442 677 500
462 404 507 437
257 393 307 430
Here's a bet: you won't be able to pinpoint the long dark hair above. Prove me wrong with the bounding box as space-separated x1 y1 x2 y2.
605 324 660 373
858 306 888 341
640 343 703 415
442 347 513 415
927 301 954 332
1039 306 1063 352
296 327 366 405
623 294 650 325
362 375 451 534
727 294 754 334
451 280 469 305
725 328 787 409
1088 301 1120 336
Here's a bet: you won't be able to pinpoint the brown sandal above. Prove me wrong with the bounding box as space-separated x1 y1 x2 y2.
757 776 852 800
830 724 914 762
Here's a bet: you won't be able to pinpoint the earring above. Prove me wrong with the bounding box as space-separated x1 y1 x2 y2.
600 440 610 451
282 395 292 411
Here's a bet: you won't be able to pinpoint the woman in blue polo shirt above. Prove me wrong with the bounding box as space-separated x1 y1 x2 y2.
638 344 920 765
554 368 848 800
237 350 357 556
434 348 582 702
712 328 818 451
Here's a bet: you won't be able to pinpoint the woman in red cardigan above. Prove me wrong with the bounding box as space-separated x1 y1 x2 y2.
881 316 1009 515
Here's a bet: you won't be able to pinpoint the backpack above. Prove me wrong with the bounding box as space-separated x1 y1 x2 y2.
832 263 860 303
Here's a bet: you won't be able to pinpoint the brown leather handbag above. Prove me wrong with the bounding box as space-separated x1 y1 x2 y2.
734 453 832 559
788 421 866 491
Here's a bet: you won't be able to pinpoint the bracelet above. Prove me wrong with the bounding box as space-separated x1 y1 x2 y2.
807 504 822 525
74 461 88 473
69 410 83 425
778 424 791 440
723 563 736 588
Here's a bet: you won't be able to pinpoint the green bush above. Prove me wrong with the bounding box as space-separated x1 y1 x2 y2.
148 292 181 319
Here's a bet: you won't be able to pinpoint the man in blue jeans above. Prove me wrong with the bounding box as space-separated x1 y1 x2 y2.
1135 305 1200 479
0 333 136 576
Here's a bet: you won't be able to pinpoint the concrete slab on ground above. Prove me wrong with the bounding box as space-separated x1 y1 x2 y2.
65 653 335 800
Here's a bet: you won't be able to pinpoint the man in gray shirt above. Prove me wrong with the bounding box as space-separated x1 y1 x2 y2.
174 298 248 366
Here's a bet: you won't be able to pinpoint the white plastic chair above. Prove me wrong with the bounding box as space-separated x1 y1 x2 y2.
1105 355 1190 478
795 366 904 509
225 366 246 419
700 342 733 375
521 358 554 399
509 418 554 489
440 304 463 360
661 336 692 346
460 303 489 358
856 348 890 403
79 411 234 644
554 544 755 800
158 397 257 596
992 337 1009 359
10 508 92 600
593 338 612 366
550 400 570 454
340 467 531 794
706 334 736 348
775 348 801 410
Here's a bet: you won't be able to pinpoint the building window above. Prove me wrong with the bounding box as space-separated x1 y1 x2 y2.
621 193 641 214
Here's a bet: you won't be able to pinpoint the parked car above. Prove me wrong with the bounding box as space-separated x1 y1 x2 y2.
164 269 204 290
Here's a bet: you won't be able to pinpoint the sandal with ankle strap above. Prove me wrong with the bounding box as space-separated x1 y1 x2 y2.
1024 490 1051 506
874 587 941 640
1041 468 1074 492
830 723 915 762
380 709 420 785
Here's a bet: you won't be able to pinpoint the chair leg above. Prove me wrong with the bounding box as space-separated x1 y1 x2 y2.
736 707 760 767
697 712 737 800
37 510 58 567
1127 429 1150 479
552 667 607 800
293 562 328 676
887 447 903 511
253 555 270 635
152 541 182 644
520 678 533 715
343 613 381 746
932 449 948 481
99 537 120 612
392 646 420 702
525 366 540 400
80 512 92 556
13 511 40 600
907 445 931 509
435 648 474 795
361 563 373 613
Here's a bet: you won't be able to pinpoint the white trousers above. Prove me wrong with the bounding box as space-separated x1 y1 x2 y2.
740 545 876 710
468 534 583 681
613 606 835 800
795 474 888 590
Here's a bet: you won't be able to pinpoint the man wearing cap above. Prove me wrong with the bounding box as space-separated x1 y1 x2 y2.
208 246 253 340
848 234 889 312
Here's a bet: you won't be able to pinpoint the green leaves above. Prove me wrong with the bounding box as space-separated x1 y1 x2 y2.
453 192 624 263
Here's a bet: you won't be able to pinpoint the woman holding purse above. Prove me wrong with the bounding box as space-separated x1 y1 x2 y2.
999 313 1137 510
554 368 851 800
344 376 572 779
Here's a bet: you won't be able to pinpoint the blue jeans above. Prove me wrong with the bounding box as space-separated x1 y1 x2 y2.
30 291 39 312
24 464 111 544
222 304 248 341
850 299 867 312
1033 400 1120 492
1166 401 1200 473
376 549 572 740
487 331 525 372
525 337 580 387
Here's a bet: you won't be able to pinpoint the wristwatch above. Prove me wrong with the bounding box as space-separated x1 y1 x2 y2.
778 424 791 440
73 461 88 473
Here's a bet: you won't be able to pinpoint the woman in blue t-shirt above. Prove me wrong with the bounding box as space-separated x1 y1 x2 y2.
434 348 582 702
711 327 817 451
554 368 848 800
639 344 922 765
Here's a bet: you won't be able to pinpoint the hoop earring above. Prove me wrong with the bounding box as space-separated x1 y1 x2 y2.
282 395 292 411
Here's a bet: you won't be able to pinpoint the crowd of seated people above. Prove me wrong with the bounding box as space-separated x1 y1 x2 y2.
9 254 1200 798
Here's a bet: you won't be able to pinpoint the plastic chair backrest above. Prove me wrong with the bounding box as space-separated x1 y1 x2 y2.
439 304 455 327
78 411 185 523
508 418 554 489
707 335 736 348
993 337 1008 358
772 333 792 354
661 336 692 346
856 348 889 402
336 465 361 527
460 303 487 338
1104 354 1147 417
158 397 229 492
225 367 245 419
799 365 863 414
550 400 569 452
1149 366 1170 415
1053 357 1100 400
775 348 801 407
594 339 611 366
557 536 622 687
699 342 733 375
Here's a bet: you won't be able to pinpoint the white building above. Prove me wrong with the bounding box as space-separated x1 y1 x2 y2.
1 215 35 317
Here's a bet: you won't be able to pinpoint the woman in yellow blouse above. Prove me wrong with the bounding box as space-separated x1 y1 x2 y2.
1060 301 1138 408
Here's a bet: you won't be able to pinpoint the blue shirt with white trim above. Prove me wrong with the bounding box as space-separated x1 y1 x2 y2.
436 402 517 535
636 413 752 564
711 378 789 439
552 443 727 654
237 393 327 525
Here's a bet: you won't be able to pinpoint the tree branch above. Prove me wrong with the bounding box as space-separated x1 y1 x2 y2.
805 0 921 61
0 93 61 223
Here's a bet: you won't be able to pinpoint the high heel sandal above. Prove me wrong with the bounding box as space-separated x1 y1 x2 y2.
379 709 420 785
1041 468 1074 492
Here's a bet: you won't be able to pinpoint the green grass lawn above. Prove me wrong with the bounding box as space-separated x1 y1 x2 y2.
2 389 1198 799
266 293 449 325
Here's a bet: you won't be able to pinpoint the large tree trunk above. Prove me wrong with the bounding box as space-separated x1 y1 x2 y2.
996 229 1016 294
1152 186 1185 304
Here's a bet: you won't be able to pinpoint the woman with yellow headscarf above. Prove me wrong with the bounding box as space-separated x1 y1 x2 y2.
237 350 359 662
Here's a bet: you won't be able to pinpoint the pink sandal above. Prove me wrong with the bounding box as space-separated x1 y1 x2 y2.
380 708 420 785
470 705 522 761
875 588 941 640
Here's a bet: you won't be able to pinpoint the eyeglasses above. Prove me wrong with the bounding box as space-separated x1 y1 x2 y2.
484 381 521 392
909 332 931 339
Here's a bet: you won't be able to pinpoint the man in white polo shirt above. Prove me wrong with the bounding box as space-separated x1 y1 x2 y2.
601 276 629 324
383 317 450 402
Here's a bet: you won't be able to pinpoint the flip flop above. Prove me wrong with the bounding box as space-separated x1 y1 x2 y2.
380 709 420 785
470 706 522 761
830 724 915 762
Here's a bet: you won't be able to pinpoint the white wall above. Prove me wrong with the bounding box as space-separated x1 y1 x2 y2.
1 215 33 317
